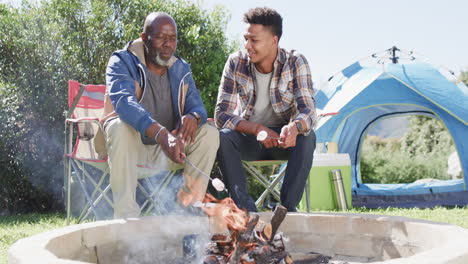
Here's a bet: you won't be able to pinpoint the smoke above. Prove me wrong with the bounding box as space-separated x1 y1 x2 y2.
136 170 195 216
94 219 212 264
24 125 63 195
0 105 65 214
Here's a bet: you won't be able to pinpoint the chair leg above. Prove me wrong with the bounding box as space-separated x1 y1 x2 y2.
70 160 113 222
139 176 157 215
242 162 286 209
65 123 73 224
305 178 311 212
138 181 160 215
242 163 271 189
74 161 113 206
254 166 285 207
70 161 100 220
80 185 112 221
74 163 113 217
139 170 178 215
66 157 72 224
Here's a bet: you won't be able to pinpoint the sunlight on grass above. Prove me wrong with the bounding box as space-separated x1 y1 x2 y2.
0 214 77 264
311 206 468 229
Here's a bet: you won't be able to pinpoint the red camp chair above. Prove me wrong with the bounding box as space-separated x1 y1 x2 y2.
64 80 180 222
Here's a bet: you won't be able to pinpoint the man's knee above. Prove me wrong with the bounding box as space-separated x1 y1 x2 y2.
218 128 239 147
296 130 316 154
196 124 220 150
106 119 139 145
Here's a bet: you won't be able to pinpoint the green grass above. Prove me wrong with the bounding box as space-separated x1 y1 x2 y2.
313 206 468 229
1 208 467 264
0 213 76 264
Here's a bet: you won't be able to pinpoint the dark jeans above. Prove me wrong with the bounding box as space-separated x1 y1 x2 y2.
217 127 316 212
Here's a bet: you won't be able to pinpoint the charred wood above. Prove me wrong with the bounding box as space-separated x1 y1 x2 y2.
228 215 260 263
269 205 287 243
291 252 332 263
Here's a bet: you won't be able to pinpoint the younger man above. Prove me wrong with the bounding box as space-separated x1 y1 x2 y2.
215 7 316 212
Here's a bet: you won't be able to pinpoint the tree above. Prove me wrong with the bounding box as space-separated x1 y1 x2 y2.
0 0 234 214
401 116 455 157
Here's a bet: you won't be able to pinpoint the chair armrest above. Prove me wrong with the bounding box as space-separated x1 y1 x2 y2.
314 112 340 129
64 117 105 159
318 112 339 118
66 117 100 123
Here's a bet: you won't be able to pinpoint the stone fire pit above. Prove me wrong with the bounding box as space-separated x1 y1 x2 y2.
8 213 468 263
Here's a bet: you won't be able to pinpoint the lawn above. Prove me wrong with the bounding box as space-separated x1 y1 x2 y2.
323 206 468 228
1 207 467 264
0 214 77 264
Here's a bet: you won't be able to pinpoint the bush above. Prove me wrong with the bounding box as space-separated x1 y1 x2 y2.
0 0 234 214
361 116 456 184
0 81 59 214
361 150 450 184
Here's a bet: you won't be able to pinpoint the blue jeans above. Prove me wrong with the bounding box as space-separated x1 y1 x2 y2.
217 127 316 212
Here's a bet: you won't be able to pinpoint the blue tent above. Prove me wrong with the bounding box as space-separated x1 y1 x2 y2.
315 48 468 208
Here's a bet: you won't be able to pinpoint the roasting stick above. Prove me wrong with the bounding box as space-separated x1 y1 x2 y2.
191 201 217 208
185 158 226 192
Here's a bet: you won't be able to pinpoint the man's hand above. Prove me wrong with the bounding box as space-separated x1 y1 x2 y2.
236 120 281 149
174 114 198 145
278 122 299 148
255 124 280 149
156 128 186 163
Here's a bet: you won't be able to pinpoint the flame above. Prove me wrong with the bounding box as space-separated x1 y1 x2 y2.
202 194 249 232
201 194 291 264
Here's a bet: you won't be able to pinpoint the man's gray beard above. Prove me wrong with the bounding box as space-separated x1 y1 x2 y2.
145 43 170 67
154 54 169 67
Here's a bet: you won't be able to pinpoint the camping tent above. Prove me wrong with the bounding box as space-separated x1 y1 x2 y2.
315 47 468 208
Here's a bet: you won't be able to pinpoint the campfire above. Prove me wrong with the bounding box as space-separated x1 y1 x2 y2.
184 194 331 264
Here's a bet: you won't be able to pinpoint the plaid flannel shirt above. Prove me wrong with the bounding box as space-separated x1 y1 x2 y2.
215 48 317 134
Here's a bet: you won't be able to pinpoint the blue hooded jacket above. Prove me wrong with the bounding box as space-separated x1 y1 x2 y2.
104 38 207 138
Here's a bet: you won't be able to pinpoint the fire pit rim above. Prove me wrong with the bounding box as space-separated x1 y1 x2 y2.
8 213 468 264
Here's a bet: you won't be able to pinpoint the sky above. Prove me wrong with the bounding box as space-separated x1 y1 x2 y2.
194 0 468 86
3 0 467 86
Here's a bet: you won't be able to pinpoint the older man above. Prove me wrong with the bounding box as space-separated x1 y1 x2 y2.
215 7 317 212
103 12 219 218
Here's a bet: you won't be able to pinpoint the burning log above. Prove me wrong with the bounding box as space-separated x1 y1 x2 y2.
196 195 331 263
291 252 332 263
251 250 290 264
200 198 293 264
228 214 260 263
264 205 288 242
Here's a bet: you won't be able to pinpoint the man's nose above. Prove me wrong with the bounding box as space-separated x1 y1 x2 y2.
244 39 251 50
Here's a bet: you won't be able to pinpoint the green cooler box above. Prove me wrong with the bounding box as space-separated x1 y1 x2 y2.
298 153 352 211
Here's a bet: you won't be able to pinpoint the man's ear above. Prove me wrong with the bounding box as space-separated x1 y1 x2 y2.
141 32 147 41
273 35 279 46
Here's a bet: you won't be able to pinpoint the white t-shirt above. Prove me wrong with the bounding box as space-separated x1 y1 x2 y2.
249 66 285 127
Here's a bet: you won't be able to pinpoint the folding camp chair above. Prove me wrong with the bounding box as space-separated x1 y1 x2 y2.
64 80 180 223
